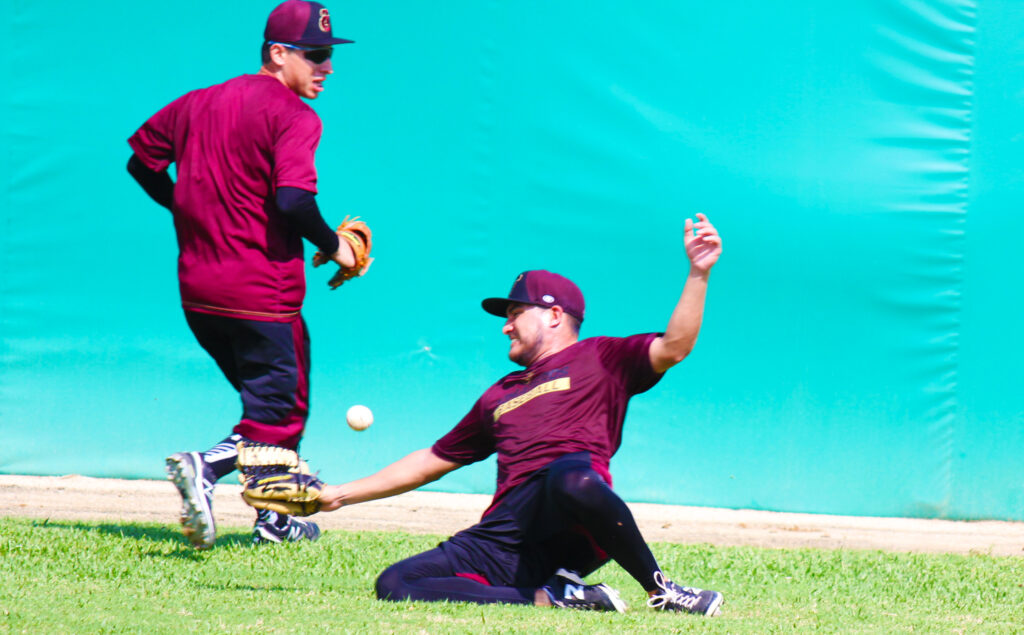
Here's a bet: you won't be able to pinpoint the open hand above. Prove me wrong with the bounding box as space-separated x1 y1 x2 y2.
684 213 722 273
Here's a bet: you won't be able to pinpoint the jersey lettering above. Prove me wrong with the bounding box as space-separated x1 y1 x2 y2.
493 377 570 421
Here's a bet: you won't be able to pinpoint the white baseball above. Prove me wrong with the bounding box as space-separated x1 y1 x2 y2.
346 404 374 431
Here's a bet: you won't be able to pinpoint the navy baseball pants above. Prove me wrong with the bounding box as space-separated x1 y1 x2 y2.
375 452 662 604
185 310 310 449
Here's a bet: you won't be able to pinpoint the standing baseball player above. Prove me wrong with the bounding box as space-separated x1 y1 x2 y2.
262 214 724 614
126 0 371 549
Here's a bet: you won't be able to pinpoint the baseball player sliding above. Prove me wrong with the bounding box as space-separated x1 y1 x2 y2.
126 0 370 549
242 214 726 616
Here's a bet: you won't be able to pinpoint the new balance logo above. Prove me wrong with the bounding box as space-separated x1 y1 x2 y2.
565 584 586 600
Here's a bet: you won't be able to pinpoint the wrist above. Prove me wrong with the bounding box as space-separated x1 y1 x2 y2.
687 267 711 281
319 485 345 510
331 240 357 268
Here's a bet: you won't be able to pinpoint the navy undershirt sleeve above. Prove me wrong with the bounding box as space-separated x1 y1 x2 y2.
127 153 174 211
276 186 341 256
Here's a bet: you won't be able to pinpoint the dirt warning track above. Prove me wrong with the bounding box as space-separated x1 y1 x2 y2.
2 474 1022 556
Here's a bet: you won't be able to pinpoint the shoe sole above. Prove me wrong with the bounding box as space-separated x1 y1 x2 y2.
704 592 724 617
165 452 215 550
596 583 628 613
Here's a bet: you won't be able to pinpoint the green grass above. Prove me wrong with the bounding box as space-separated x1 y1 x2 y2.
1 517 1022 634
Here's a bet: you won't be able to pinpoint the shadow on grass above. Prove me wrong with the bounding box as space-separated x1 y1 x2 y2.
26 518 256 557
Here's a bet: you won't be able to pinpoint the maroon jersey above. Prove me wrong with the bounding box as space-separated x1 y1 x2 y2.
433 333 663 512
128 74 322 321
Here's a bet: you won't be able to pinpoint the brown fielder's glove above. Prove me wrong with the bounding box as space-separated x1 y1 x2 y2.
242 471 324 516
313 215 373 289
236 440 323 516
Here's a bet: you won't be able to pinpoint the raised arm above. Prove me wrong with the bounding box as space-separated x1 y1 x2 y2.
648 213 723 374
318 448 462 511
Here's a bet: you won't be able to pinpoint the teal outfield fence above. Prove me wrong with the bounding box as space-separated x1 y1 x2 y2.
2 0 1022 520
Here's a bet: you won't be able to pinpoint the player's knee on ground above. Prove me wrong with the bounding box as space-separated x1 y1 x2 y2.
375 563 407 601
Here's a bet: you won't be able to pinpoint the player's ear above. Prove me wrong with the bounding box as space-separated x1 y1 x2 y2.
545 305 565 328
267 42 289 67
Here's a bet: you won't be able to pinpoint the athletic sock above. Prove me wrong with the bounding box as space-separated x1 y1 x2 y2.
202 434 244 481
255 508 290 528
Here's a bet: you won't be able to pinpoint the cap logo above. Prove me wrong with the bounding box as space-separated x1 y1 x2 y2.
542 294 555 303
318 8 331 33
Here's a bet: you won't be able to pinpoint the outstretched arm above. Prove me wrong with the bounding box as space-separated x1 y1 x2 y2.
648 213 723 374
318 448 461 511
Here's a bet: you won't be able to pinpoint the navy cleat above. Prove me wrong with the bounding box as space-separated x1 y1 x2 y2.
647 571 724 616
165 451 217 550
253 512 321 544
541 568 628 613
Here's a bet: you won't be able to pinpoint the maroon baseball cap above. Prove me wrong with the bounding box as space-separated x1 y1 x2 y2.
265 0 354 46
482 270 586 323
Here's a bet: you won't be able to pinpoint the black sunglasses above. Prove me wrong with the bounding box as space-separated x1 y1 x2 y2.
269 41 333 64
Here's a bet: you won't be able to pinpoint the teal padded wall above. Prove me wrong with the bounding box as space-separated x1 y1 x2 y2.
2 0 1021 520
